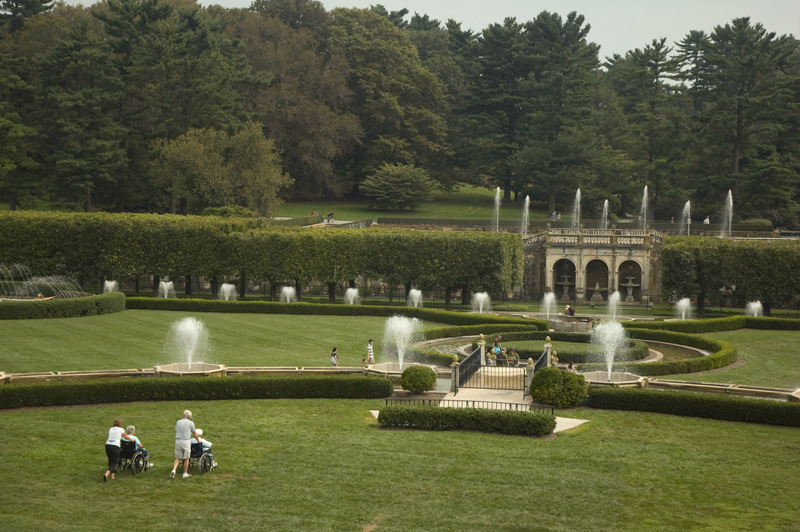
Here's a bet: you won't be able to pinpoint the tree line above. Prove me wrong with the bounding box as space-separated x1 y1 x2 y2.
1 0 799 227
0 211 524 307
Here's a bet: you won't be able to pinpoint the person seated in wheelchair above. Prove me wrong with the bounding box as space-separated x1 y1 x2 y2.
125 426 151 462
191 428 218 471
118 427 152 473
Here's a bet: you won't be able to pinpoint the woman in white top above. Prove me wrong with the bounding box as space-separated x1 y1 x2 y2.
104 418 134 481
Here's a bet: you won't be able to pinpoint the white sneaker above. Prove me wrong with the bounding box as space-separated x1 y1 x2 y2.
182 473 191 478
147 463 154 470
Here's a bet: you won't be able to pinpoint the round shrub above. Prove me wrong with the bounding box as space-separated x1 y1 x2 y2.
400 365 437 394
530 367 588 408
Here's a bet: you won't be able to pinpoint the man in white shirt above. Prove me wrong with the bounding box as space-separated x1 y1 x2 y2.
170 409 202 479
367 339 375 365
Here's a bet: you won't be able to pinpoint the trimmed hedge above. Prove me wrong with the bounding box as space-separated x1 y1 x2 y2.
126 297 542 329
529 367 588 408
623 316 800 333
0 292 125 320
587 387 800 428
0 375 393 410
400 365 437 394
378 405 556 436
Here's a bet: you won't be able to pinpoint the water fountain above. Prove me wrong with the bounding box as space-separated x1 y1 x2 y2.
155 317 225 377
608 291 621 322
520 195 530 237
102 280 119 293
720 190 733 238
494 187 501 233
571 188 581 229
745 300 763 317
345 287 360 305
381 315 423 369
589 321 629 381
675 298 692 321
541 291 556 321
0 263 86 299
600 199 609 230
158 280 175 298
407 288 423 308
679 200 691 236
471 292 491 314
640 185 648 230
280 286 297 303
218 283 237 301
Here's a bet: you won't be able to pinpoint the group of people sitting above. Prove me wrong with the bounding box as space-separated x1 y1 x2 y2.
490 335 522 366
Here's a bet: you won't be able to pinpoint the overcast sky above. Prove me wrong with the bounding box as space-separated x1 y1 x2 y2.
65 0 798 58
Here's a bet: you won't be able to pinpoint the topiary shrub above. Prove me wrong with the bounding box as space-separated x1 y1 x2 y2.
529 367 588 408
400 365 437 394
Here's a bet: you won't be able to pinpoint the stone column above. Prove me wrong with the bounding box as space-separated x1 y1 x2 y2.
450 356 460 393
478 334 486 366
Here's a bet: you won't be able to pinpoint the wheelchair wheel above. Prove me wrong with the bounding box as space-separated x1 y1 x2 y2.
131 453 146 475
199 454 213 475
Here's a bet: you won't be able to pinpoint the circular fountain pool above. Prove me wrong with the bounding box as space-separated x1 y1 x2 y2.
154 363 226 377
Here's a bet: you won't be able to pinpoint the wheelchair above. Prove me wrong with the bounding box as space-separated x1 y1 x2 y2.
188 442 217 475
118 440 151 475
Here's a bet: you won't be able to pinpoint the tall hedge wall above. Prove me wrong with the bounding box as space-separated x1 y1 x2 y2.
0 292 125 319
0 212 523 302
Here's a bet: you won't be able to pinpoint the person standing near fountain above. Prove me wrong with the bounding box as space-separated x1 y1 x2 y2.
704 216 710 225
367 339 374 365
170 410 202 479
330 347 338 366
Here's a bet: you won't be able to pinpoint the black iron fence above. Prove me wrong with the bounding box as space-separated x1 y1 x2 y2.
457 346 482 393
385 397 554 415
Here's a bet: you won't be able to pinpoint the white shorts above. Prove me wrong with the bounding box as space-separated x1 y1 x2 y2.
174 439 191 459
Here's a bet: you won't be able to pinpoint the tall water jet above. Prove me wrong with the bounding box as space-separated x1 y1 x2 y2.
103 280 119 293
494 187 501 233
640 185 648 230
720 190 733 238
280 286 297 303
345 287 360 305
541 291 556 321
164 317 209 371
591 321 629 381
406 288 423 308
600 199 609 230
680 200 691 235
158 280 175 298
218 283 237 301
471 292 491 314
520 195 530 237
745 300 763 317
382 315 423 368
571 188 581 229
608 291 621 322
675 298 692 321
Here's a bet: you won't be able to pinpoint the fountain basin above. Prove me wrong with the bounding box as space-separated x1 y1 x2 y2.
154 363 226 377
581 371 647 388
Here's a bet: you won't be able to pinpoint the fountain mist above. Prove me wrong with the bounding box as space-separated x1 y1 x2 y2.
280 286 297 303
345 287 360 305
407 288 423 308
571 188 581 229
640 185 648 230
103 280 119 293
158 280 175 298
382 315 423 368
165 317 209 371
494 187 501 233
721 190 733 238
601 199 609 230
745 301 763 317
541 291 556 321
680 201 691 236
218 283 237 301
591 321 629 381
675 298 692 321
608 291 621 322
520 195 530 237
471 292 491 314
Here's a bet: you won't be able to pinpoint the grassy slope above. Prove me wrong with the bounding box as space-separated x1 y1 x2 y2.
276 184 552 221
0 401 798 532
0 310 441 373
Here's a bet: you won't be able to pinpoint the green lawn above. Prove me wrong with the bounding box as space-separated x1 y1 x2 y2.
0 310 442 373
276 184 553 222
667 329 800 389
0 400 798 531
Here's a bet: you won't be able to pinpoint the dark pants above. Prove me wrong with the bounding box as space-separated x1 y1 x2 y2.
105 444 120 473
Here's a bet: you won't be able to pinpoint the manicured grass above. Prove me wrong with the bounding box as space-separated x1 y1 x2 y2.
276 184 552 221
667 329 800 389
0 400 798 531
0 310 443 373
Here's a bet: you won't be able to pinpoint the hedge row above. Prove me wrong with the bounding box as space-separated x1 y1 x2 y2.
623 316 800 334
0 292 125 320
587 387 800 428
126 297 541 329
0 375 394 410
377 405 556 436
588 329 738 376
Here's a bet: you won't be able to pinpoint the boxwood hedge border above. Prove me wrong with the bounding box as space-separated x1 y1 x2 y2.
377 405 556 436
0 292 125 320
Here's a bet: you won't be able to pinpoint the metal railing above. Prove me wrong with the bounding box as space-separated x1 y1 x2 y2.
385 397 554 415
456 346 482 394
460 365 526 391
